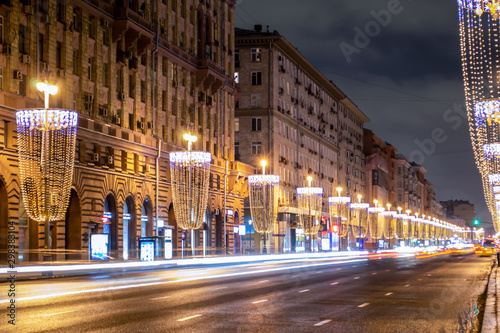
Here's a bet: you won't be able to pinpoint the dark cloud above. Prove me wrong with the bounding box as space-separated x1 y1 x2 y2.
236 0 491 223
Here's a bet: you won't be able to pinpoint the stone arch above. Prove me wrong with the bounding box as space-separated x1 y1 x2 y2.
104 193 118 254
64 189 81 260
123 196 137 259
168 202 178 252
141 197 154 237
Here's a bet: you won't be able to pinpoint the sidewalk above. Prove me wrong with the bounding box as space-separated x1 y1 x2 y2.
482 259 499 332
1 251 378 281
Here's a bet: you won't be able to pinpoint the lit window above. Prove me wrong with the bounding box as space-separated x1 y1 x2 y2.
251 48 262 62
234 118 239 132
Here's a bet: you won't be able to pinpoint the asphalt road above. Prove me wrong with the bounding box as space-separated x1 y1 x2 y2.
1 253 494 333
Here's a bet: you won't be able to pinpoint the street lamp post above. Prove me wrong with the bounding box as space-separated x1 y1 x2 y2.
16 82 78 260
329 187 349 252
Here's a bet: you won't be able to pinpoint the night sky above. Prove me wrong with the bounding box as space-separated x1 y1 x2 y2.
234 0 494 232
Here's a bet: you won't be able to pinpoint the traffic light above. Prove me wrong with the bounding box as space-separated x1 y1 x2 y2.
473 219 480 226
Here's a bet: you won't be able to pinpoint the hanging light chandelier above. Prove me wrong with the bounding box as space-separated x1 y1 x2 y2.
328 187 351 243
297 176 323 239
248 160 279 234
457 0 500 230
16 82 78 256
169 133 211 231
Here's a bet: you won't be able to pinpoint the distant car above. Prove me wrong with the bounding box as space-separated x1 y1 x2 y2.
476 247 496 257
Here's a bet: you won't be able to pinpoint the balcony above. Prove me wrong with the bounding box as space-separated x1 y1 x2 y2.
113 3 154 55
196 58 225 94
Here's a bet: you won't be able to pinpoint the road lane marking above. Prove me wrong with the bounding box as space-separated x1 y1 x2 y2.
0 259 369 305
292 275 300 278
151 295 171 300
314 319 332 327
358 303 370 308
385 292 393 296
354 277 360 279
43 310 76 317
299 289 310 293
372 273 377 275
177 314 202 322
316 271 323 274
214 287 227 290
405 284 410 287
252 299 268 304
427 274 432 276
331 282 339 285
417 279 422 281
386 270 390 272
258 280 269 283
336 268 342 270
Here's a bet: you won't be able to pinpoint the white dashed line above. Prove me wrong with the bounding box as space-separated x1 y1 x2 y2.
358 303 370 308
354 277 360 280
292 275 300 278
252 299 268 304
177 314 202 322
214 287 227 290
331 282 339 285
372 272 377 275
314 319 332 327
405 284 410 287
386 270 390 272
151 295 171 300
43 310 75 317
385 292 393 296
427 274 432 277
336 268 342 270
299 289 310 293
258 280 269 283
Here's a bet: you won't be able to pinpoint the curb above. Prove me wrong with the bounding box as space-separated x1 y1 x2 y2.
481 260 498 333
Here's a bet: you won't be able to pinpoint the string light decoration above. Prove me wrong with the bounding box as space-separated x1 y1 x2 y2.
17 108 78 222
17 81 78 257
457 0 500 230
328 187 351 240
381 211 397 242
248 160 280 234
350 202 369 246
367 207 385 240
297 177 323 249
169 133 211 232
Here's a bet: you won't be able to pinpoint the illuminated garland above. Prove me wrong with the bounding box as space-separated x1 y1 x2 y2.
457 1 500 230
169 151 211 230
16 109 78 222
248 175 280 233
297 187 322 235
328 196 351 237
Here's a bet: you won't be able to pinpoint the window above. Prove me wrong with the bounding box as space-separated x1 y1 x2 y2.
56 42 62 68
88 17 95 39
73 51 78 75
0 67 3 90
234 49 240 67
234 118 239 132
234 142 240 160
88 58 92 80
0 16 4 44
234 72 239 84
251 142 262 155
251 48 262 62
39 34 44 62
251 118 261 131
129 75 135 97
251 72 262 85
251 94 262 108
19 25 26 53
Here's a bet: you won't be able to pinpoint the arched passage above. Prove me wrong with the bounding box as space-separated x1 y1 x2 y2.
104 193 118 256
141 198 153 237
215 211 223 253
168 203 178 255
123 196 137 259
0 179 8 261
64 189 81 260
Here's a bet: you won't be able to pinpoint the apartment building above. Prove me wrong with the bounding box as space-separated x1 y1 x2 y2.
234 25 369 252
0 0 253 261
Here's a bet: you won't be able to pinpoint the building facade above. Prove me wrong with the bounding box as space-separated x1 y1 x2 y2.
234 26 369 252
440 200 476 227
0 0 253 261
